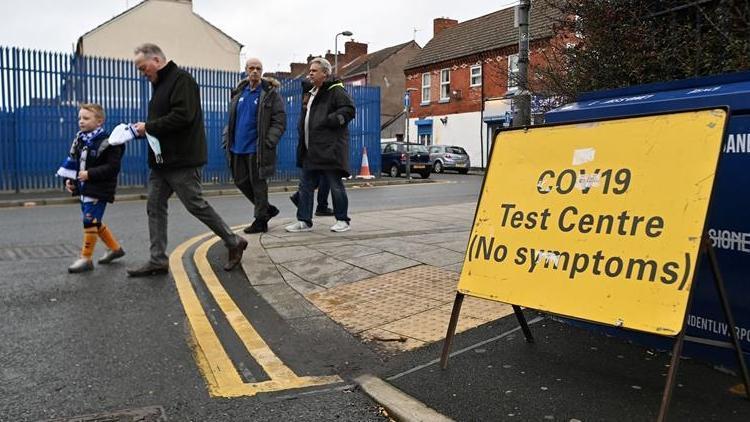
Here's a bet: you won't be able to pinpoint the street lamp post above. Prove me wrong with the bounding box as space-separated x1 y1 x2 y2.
404 88 417 180
334 30 353 75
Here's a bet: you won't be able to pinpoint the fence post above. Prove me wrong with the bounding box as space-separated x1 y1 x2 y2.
12 47 21 193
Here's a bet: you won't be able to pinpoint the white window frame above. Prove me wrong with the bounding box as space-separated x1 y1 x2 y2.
439 68 450 102
507 54 519 90
470 65 482 87
421 73 431 104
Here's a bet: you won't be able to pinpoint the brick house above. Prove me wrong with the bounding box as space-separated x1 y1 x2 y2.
272 41 421 139
339 41 421 138
76 0 242 72
404 5 558 168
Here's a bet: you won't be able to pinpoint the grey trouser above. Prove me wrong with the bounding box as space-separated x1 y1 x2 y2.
231 153 269 219
147 167 239 266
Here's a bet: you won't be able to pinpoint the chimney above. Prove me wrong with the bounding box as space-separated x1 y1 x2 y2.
434 17 458 37
344 41 368 61
324 50 336 66
290 62 308 77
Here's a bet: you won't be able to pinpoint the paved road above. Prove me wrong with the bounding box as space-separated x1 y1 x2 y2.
0 173 480 421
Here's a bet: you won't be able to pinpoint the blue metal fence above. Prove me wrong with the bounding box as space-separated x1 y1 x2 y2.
0 46 381 192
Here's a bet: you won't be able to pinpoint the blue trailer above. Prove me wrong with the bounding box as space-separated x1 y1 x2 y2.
545 71 750 370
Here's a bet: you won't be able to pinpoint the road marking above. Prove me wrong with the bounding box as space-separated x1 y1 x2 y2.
171 231 341 398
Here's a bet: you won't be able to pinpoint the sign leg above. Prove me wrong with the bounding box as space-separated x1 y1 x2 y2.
512 305 534 343
657 329 686 422
440 293 465 370
705 240 750 400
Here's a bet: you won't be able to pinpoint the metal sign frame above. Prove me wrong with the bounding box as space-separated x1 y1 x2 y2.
439 107 749 421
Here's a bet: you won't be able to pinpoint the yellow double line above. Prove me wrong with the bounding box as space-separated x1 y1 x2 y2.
170 231 341 397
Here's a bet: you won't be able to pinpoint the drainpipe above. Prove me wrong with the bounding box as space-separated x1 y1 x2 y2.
514 0 531 127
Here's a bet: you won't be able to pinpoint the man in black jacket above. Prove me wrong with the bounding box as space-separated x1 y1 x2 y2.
285 57 356 233
224 57 286 234
128 43 247 276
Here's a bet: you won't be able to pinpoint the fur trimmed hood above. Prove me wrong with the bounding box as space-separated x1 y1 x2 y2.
231 77 280 96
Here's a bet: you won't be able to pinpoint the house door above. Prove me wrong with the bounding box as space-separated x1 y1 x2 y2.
417 122 433 145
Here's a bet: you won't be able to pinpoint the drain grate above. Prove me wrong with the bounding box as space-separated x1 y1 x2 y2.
0 244 80 261
46 406 166 422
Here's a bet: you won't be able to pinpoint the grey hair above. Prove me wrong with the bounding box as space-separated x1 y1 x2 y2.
310 57 332 75
134 43 166 60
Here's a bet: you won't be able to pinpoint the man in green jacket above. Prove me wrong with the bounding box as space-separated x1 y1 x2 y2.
128 43 247 276
223 57 286 234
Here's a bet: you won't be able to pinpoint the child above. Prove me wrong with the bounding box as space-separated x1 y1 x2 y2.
61 104 126 273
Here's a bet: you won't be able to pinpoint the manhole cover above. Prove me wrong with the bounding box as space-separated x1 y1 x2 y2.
0 244 79 261
45 406 166 422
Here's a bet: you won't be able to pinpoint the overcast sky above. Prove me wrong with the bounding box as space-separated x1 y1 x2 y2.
0 0 518 73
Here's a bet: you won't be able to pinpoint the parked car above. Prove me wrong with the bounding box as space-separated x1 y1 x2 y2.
380 142 432 178
428 145 470 174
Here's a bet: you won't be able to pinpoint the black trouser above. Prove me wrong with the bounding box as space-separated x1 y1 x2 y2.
147 167 239 266
231 153 270 220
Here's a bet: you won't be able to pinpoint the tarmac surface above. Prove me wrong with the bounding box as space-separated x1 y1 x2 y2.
2 175 749 421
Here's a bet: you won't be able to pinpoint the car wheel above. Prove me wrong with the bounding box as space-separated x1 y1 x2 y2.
433 160 443 173
389 164 400 178
420 171 431 179
458 168 469 174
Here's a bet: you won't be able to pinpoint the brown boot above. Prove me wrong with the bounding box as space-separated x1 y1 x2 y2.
224 237 248 271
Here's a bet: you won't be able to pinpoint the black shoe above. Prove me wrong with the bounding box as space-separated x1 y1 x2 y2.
268 204 280 221
289 193 299 207
315 207 335 217
127 262 169 277
244 219 268 234
224 238 248 271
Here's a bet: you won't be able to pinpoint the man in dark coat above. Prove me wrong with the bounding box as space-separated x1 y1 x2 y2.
285 57 356 233
223 57 286 234
128 43 247 276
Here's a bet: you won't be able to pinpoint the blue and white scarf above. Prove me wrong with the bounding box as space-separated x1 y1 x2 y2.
55 127 105 181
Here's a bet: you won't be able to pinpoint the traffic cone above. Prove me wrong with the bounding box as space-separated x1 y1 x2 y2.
356 147 375 179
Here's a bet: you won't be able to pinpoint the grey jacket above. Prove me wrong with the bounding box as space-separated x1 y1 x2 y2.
223 77 286 179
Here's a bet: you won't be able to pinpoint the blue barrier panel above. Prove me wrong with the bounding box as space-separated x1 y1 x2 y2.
0 46 381 192
545 71 750 370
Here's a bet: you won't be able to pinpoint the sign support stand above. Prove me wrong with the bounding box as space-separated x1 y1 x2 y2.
440 295 535 370
657 237 750 421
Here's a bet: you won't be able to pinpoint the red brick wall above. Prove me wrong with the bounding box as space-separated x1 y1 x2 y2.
405 39 552 119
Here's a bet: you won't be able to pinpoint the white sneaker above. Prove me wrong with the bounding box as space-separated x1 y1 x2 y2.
285 221 312 233
330 220 350 232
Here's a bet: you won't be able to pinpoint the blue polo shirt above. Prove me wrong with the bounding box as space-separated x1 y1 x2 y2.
232 85 261 154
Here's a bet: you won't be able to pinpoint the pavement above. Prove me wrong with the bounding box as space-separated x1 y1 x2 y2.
0 177 436 208
233 201 750 421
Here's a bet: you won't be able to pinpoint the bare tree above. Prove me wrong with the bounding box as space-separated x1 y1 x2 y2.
536 0 750 103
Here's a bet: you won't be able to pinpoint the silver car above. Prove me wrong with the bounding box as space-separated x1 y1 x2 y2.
428 145 470 174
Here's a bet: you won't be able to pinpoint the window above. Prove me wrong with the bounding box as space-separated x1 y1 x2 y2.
421 73 431 104
470 65 482 87
440 69 450 101
507 54 519 90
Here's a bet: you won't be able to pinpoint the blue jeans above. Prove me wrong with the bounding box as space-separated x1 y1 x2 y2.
297 169 349 226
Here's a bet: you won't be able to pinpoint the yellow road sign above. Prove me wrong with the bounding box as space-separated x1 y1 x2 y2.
458 109 727 335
